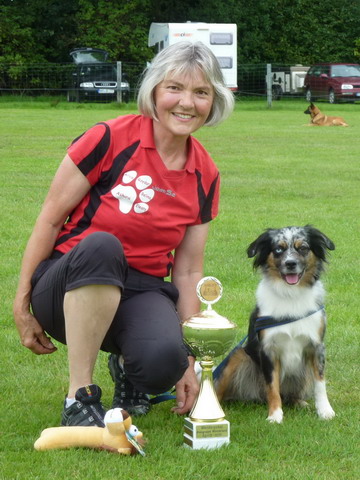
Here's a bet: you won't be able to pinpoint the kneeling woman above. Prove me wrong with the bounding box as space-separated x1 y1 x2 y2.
13 41 234 426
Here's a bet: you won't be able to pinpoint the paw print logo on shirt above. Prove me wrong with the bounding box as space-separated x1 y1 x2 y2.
111 170 155 214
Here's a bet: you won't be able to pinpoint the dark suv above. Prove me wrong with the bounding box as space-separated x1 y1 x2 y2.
67 48 130 103
304 63 360 103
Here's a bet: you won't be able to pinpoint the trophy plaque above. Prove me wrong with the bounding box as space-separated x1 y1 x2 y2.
182 277 237 450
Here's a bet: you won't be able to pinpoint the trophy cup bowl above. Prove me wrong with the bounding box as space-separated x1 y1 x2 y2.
183 309 237 361
182 277 237 450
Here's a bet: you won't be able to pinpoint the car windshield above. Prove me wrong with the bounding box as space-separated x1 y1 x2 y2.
331 65 360 78
71 50 108 64
80 64 117 81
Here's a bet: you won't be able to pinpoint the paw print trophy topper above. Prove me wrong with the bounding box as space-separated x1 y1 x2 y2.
182 277 237 450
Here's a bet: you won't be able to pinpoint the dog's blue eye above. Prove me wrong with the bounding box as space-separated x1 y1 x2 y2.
274 247 283 255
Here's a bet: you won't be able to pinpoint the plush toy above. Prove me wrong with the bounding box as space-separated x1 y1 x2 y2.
34 408 145 456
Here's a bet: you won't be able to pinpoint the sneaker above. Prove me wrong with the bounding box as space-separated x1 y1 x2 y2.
61 384 106 427
108 354 151 416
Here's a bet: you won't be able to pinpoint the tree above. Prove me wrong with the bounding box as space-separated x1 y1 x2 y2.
0 2 42 64
258 0 360 64
0 0 81 63
354 39 360 61
74 0 153 62
1 0 360 66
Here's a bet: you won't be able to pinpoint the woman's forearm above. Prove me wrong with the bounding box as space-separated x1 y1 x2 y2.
173 270 202 322
13 216 62 314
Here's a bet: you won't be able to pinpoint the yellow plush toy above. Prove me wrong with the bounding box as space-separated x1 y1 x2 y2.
34 408 145 456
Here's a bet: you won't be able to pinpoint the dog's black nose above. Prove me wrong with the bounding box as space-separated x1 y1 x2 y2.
285 260 297 270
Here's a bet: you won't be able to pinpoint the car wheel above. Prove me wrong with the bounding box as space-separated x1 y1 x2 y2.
67 90 75 102
272 85 283 100
328 89 336 104
67 89 80 102
305 88 312 102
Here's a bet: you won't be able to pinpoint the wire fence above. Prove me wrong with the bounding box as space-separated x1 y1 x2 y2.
0 61 311 103
0 61 144 103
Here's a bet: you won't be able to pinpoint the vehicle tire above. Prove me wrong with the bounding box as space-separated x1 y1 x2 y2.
67 89 80 102
305 88 312 102
328 89 336 104
272 85 283 101
67 90 75 102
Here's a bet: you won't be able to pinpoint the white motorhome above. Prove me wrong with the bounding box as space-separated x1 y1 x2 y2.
148 22 237 91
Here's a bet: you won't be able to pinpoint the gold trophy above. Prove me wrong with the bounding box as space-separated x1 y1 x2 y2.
183 277 237 450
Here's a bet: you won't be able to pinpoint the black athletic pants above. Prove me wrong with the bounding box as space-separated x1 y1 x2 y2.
31 232 189 394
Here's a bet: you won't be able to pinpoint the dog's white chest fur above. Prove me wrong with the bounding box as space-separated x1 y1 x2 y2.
256 278 325 374
262 314 323 374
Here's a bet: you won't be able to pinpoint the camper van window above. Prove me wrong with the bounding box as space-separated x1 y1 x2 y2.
152 41 164 53
217 57 233 69
210 33 233 45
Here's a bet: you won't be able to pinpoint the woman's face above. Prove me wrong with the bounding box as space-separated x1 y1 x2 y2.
153 68 214 139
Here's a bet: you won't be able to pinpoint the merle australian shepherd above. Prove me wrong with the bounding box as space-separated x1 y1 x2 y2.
214 225 336 423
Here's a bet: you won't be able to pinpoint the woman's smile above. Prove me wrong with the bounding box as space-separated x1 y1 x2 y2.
153 69 214 140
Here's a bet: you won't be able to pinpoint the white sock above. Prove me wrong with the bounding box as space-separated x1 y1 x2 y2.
65 397 76 408
118 355 125 369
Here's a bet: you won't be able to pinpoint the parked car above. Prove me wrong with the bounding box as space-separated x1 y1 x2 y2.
67 47 130 103
304 63 360 103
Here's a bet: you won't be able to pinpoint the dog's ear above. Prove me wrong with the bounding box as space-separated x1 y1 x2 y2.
247 230 273 268
310 102 315 108
304 225 335 261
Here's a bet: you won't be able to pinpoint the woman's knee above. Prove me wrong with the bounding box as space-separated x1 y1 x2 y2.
76 232 125 260
66 232 128 289
126 342 189 394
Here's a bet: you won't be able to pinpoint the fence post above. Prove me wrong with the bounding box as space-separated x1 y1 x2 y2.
266 63 272 108
116 61 122 103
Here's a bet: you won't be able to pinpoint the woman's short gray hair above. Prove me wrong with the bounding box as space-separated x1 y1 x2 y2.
137 41 235 127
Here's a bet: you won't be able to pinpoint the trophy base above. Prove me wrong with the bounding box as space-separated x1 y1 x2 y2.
183 417 230 450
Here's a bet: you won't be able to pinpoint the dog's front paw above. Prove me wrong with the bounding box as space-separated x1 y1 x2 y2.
317 404 335 420
267 408 283 424
316 395 335 419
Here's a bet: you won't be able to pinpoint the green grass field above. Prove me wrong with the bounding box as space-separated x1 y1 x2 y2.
1 98 359 479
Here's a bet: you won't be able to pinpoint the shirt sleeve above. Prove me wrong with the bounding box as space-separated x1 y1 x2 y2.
67 122 111 186
190 136 220 225
201 172 220 223
193 169 220 225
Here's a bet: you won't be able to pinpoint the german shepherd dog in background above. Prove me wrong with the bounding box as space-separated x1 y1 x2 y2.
304 103 348 126
214 226 336 423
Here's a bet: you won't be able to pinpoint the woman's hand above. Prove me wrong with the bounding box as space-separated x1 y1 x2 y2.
14 309 57 355
171 356 199 415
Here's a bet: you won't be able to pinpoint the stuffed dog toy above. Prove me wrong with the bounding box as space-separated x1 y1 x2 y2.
34 408 145 455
